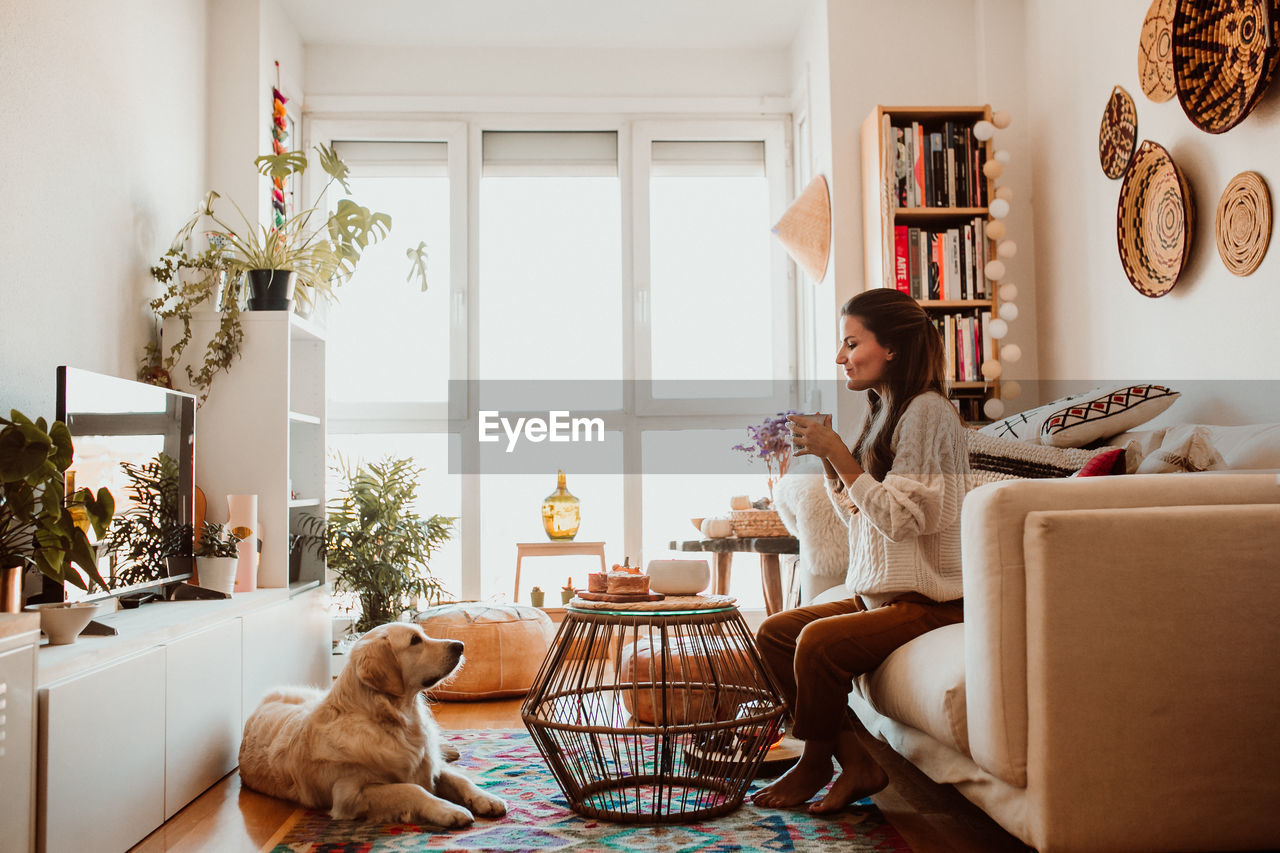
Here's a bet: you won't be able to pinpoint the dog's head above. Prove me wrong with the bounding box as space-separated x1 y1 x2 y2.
351 622 464 698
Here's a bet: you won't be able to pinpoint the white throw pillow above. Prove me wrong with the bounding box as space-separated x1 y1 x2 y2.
978 391 1088 442
1135 426 1227 474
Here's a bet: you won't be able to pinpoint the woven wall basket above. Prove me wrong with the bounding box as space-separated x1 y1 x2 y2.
1215 171 1272 276
1099 85 1138 179
1173 0 1280 133
1139 0 1177 102
1116 140 1196 298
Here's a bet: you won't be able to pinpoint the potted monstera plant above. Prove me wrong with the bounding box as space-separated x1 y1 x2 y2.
0 411 114 642
140 143 430 400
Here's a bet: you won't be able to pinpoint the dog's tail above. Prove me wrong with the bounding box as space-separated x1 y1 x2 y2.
261 687 318 706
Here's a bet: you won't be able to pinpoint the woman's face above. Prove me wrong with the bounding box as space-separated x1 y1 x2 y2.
836 313 893 392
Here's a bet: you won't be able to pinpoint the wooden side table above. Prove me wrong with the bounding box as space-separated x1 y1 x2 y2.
513 541 607 602
667 537 799 616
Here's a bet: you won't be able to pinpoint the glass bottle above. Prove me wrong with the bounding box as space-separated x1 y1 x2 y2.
64 470 90 535
541 469 581 541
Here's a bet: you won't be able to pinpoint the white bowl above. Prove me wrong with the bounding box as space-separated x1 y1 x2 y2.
25 601 105 645
646 559 711 595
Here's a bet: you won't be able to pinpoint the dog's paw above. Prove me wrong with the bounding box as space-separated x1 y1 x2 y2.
441 744 461 763
424 802 475 828
466 791 508 818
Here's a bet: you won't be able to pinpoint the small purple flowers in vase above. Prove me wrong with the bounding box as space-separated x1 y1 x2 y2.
731 411 799 503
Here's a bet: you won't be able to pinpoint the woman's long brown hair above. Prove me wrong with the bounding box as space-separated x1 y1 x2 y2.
843 288 956 480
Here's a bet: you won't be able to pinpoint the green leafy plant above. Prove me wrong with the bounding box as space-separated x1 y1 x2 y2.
97 454 190 590
299 455 455 633
169 144 429 309
195 521 243 558
138 246 243 404
0 411 114 592
140 144 430 400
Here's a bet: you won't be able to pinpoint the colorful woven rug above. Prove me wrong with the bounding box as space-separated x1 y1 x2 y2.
271 729 910 852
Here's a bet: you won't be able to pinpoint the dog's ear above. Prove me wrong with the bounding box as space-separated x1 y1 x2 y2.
354 635 406 696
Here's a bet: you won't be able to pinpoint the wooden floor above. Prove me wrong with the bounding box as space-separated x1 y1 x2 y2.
130 697 1031 853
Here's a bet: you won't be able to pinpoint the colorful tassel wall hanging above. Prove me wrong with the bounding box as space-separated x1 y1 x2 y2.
271 61 289 229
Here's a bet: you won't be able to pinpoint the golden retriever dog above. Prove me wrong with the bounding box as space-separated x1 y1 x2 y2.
238 622 508 826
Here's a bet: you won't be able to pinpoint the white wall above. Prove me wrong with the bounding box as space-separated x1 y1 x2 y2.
1026 0 1280 424
304 45 789 103
0 0 209 415
789 0 835 417
821 0 1037 432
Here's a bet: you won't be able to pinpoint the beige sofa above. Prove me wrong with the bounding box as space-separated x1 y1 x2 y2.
796 424 1280 852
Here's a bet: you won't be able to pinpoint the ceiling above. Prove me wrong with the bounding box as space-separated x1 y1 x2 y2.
274 0 808 50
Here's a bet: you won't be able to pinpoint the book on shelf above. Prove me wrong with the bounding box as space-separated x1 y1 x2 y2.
912 122 925 206
887 117 985 208
894 225 910 294
908 227 923 299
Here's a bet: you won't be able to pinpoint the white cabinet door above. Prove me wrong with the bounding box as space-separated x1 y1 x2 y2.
39 648 165 853
242 588 330 717
0 644 37 853
164 619 243 819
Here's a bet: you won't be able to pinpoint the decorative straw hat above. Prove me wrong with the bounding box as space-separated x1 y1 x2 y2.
1215 171 1272 276
1099 86 1138 179
1116 140 1195 298
772 175 831 282
1138 0 1177 102
1173 0 1280 133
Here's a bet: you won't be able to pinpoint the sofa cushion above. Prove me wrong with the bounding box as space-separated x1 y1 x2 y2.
414 602 556 700
858 623 969 755
1228 424 1280 469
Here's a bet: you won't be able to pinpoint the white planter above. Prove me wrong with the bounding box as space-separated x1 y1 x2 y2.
196 557 238 596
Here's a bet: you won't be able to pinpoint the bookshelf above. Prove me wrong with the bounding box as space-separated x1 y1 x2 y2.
860 105 1002 423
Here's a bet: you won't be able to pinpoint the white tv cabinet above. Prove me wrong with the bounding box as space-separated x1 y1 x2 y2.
33 586 328 853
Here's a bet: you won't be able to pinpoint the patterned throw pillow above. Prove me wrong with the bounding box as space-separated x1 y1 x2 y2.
1039 384 1180 448
968 430 1118 486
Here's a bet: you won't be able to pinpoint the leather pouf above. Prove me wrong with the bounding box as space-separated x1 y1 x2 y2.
617 636 756 725
414 602 556 700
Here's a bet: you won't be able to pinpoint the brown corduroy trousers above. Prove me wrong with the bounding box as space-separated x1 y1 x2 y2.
755 593 964 740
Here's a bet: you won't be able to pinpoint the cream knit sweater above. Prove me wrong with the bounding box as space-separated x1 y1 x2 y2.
824 391 970 606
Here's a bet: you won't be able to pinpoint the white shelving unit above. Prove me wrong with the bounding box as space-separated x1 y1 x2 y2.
163 309 326 588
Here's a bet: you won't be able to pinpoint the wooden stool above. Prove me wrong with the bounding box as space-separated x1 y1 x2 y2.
513 541 607 602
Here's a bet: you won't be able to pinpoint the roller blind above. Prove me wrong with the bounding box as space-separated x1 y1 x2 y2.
650 140 766 177
482 131 618 177
331 141 449 177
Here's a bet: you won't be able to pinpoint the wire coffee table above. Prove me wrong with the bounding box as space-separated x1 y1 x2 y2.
521 595 786 824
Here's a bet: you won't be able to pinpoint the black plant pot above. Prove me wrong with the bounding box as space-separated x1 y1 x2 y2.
246 269 297 311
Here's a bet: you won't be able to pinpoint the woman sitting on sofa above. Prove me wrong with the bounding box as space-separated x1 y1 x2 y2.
754 288 971 813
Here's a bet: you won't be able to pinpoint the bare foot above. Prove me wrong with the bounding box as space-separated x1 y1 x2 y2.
752 743 835 808
808 729 889 814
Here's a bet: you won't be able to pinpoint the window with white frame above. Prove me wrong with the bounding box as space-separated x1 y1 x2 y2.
316 117 793 607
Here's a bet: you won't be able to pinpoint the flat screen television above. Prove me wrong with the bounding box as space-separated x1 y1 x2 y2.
34 366 198 605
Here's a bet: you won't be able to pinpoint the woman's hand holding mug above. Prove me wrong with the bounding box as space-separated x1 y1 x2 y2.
786 412 837 459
